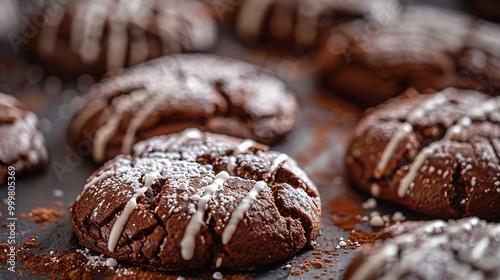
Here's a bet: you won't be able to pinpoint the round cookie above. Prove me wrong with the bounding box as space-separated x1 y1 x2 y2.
346 88 500 219
69 129 321 271
205 0 400 51
68 54 299 163
28 0 217 78
316 5 500 106
0 93 48 185
344 217 500 280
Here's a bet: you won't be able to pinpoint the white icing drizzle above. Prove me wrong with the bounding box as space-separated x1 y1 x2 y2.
92 89 150 162
350 218 499 280
108 171 162 252
41 0 215 71
268 154 290 175
167 128 203 152
398 117 471 197
215 257 222 268
181 171 230 260
77 170 114 201
373 92 500 197
374 122 413 179
121 91 159 154
70 99 108 137
222 181 266 245
469 236 489 261
227 139 255 175
374 93 447 178
234 139 255 156
348 244 399 280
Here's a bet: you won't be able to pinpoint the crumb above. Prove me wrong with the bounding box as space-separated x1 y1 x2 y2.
29 207 65 223
51 201 64 207
311 260 324 269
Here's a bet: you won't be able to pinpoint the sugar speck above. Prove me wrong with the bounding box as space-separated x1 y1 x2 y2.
106 258 118 267
213 271 223 279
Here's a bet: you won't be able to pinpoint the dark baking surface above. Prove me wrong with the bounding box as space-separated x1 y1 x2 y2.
0 0 484 279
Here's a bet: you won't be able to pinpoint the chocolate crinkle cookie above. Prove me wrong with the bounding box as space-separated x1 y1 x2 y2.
344 217 500 280
70 129 321 271
204 0 400 51
317 5 500 106
346 88 500 219
27 0 217 78
69 54 299 163
0 93 48 185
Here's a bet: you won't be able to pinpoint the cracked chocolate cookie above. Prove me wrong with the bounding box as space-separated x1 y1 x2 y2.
206 0 399 51
346 88 500 219
28 0 217 78
68 54 299 163
344 217 500 280
0 93 48 185
69 129 321 271
316 5 500 106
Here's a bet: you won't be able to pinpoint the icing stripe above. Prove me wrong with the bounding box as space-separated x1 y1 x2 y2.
398 117 471 197
227 139 255 175
374 93 447 178
374 122 413 179
348 218 497 280
168 128 203 152
108 171 161 252
269 154 290 175
181 171 230 260
77 170 114 201
222 181 266 245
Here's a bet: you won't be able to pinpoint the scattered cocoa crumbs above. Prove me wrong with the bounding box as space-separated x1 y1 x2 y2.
311 260 324 269
51 200 64 207
324 249 339 257
28 207 65 223
0 212 3 218
328 196 364 231
348 229 393 245
291 270 303 275
19 213 27 219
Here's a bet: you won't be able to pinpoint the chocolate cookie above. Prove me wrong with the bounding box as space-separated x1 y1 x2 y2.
0 93 48 185
68 54 299 163
344 218 500 280
346 88 500 219
316 5 500 106
206 0 400 51
28 0 217 78
70 129 321 271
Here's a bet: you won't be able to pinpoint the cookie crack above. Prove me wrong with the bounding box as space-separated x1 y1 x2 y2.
272 184 312 243
450 162 466 217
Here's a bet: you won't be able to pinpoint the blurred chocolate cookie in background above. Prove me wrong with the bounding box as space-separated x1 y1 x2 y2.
344 218 500 280
26 0 218 79
0 93 48 185
69 54 299 163
204 0 401 52
347 88 500 219
316 5 500 106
